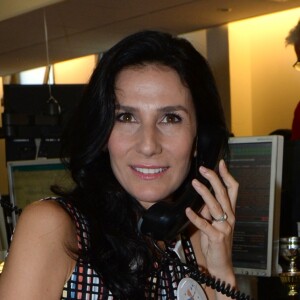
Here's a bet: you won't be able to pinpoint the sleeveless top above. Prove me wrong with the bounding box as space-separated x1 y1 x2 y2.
54 197 200 300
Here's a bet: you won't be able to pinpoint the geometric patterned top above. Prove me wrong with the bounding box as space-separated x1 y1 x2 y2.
54 197 199 300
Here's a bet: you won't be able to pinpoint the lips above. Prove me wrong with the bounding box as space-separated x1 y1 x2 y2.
131 166 168 179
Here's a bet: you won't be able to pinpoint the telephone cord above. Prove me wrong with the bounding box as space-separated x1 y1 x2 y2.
152 240 254 300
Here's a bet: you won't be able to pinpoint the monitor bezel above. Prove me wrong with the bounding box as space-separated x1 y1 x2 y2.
7 158 64 228
229 135 283 277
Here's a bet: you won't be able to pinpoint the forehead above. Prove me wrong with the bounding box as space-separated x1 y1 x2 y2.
116 63 187 86
114 64 194 109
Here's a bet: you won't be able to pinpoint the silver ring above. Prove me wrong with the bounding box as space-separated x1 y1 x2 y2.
213 212 228 223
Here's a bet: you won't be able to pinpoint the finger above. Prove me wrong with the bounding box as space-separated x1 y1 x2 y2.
218 159 239 211
186 207 232 237
191 179 228 222
198 204 211 220
199 204 228 224
186 206 211 231
197 162 236 216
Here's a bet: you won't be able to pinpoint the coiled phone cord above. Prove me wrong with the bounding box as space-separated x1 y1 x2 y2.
186 265 253 300
152 240 254 300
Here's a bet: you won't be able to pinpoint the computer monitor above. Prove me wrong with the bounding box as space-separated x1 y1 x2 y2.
7 159 74 228
2 84 85 161
228 135 284 277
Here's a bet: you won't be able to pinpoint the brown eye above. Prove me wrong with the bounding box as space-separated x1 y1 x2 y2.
161 113 182 124
116 112 136 123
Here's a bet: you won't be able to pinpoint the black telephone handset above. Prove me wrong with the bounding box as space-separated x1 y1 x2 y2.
138 127 227 241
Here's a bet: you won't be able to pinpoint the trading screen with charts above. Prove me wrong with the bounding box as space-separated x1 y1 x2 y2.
229 136 283 277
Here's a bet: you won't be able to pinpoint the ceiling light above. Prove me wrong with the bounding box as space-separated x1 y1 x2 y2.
217 8 232 13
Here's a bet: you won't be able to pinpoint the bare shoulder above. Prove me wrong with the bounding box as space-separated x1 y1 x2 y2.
0 199 78 299
21 198 73 224
9 198 78 258
13 199 76 243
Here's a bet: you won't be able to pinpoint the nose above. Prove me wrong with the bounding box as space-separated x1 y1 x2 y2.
136 124 162 157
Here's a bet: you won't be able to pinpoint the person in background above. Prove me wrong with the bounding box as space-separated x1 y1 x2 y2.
278 21 300 239
0 31 241 300
286 19 300 140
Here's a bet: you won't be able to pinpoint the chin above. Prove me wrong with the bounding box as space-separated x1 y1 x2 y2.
133 191 173 209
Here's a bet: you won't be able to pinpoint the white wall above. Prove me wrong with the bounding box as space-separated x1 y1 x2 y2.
207 25 231 130
179 29 207 58
180 27 232 130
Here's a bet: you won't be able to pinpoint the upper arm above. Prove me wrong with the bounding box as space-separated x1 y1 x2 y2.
0 200 78 300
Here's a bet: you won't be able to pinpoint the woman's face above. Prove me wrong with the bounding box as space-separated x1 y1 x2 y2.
107 64 197 209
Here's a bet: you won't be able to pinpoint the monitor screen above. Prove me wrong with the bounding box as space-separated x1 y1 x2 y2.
228 135 283 277
7 159 74 228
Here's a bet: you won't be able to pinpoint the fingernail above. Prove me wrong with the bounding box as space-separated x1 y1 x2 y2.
220 159 227 169
186 207 192 214
200 166 208 173
192 179 202 188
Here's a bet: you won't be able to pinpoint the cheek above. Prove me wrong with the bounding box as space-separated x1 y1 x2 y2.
171 138 195 169
107 124 135 152
178 149 193 171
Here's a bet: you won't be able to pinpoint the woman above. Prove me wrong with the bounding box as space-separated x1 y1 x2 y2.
0 31 240 299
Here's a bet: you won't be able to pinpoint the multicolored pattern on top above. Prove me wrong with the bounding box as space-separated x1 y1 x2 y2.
54 198 199 299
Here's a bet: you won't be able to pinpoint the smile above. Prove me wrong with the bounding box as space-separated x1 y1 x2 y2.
133 167 167 174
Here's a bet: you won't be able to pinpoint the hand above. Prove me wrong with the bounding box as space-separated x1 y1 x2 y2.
185 159 238 281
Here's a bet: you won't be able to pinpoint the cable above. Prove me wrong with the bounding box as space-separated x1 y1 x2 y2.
151 240 253 300
43 9 61 115
186 263 252 300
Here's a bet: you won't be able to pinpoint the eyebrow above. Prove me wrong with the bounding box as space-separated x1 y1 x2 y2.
115 104 189 114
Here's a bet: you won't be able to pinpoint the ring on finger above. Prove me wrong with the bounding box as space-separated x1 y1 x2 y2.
213 212 228 223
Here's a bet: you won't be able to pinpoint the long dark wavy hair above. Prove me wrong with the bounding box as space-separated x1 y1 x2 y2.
56 30 229 299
